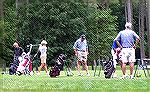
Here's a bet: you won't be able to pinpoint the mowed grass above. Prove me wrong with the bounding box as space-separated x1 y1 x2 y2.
1 67 150 92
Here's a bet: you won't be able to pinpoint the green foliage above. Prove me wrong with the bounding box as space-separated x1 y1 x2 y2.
87 9 118 60
3 0 118 65
2 4 16 63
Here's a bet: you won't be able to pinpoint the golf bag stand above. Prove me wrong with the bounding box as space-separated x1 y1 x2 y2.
134 59 150 78
94 59 104 77
65 59 74 76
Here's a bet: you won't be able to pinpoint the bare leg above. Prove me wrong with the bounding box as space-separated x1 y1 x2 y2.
44 63 48 73
82 61 89 74
38 63 44 73
129 62 134 75
77 61 81 74
121 63 126 75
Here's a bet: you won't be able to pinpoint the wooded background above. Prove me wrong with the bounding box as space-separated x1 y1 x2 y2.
0 0 150 67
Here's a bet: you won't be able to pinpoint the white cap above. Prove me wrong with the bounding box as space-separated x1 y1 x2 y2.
41 40 47 45
125 22 132 28
13 42 18 46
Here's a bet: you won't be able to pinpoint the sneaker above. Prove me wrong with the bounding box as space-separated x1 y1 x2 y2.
78 73 83 76
86 73 90 76
30 71 34 76
120 74 128 79
112 74 117 78
130 75 134 79
67 72 73 76
46 72 49 76
37 72 40 75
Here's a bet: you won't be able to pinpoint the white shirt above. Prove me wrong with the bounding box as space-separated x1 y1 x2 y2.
39 45 47 56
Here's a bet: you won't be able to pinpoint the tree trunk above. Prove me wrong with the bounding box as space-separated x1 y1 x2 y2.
147 0 150 58
125 0 132 23
15 0 28 41
139 0 145 59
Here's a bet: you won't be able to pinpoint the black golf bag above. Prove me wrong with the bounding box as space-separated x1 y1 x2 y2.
9 63 18 75
9 56 20 75
49 54 66 77
104 60 115 78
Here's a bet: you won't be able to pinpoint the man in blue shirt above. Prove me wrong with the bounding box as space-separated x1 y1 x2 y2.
73 34 90 76
115 22 140 79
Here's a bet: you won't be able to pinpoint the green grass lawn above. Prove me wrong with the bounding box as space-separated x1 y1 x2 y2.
0 66 150 92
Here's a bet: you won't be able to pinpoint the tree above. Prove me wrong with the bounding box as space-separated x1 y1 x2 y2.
97 0 109 10
3 0 118 66
0 0 5 71
139 0 145 59
147 0 150 58
125 0 132 23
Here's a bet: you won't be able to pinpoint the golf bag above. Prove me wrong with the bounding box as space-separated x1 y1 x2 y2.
9 54 22 75
103 60 115 78
16 44 33 75
49 54 66 77
9 62 18 75
16 53 33 75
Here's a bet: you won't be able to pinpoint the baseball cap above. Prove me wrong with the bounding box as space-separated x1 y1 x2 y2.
125 22 132 28
80 34 86 39
41 40 47 45
13 42 18 46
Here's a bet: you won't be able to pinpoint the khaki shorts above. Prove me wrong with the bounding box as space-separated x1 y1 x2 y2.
40 55 47 64
77 51 87 62
120 48 135 63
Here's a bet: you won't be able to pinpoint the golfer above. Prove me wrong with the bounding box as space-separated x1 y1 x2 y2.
115 22 140 79
13 42 24 66
73 34 90 76
37 40 48 76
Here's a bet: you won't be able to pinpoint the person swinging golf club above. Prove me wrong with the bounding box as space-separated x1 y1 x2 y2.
37 40 48 76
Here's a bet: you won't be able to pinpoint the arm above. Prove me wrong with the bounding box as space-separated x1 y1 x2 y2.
73 40 79 56
74 49 78 56
133 32 140 49
116 41 122 49
86 41 89 55
114 32 122 49
133 38 140 49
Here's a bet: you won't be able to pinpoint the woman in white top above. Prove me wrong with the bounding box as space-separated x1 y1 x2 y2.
37 40 48 75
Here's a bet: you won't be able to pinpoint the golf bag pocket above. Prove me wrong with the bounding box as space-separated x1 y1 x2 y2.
49 65 60 77
104 60 114 78
9 63 18 75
